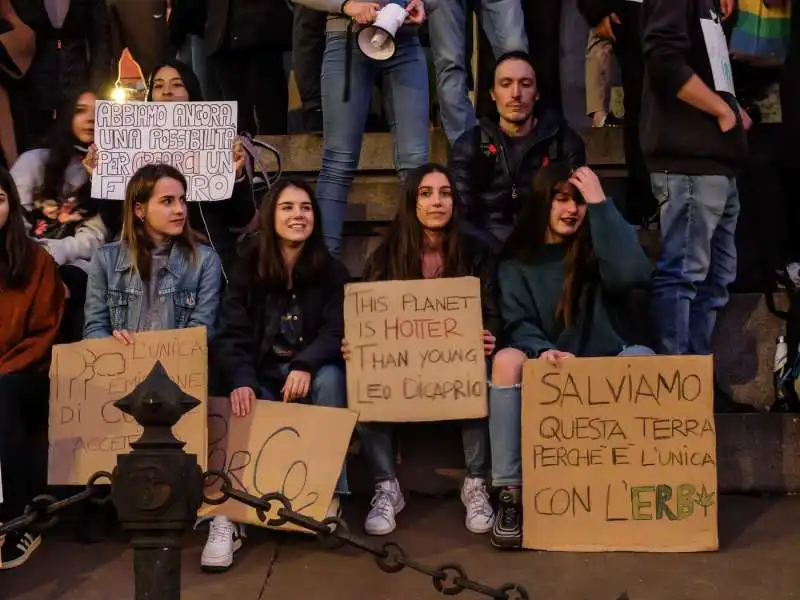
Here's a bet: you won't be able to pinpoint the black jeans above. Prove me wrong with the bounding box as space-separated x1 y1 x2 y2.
292 5 327 114
0 373 49 521
210 47 288 135
59 265 88 343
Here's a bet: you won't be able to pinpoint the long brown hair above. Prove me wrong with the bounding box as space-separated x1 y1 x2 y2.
504 162 597 328
364 163 469 282
0 167 36 288
256 177 331 285
121 164 199 280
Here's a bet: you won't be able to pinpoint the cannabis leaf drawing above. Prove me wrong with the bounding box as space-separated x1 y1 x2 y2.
694 485 716 516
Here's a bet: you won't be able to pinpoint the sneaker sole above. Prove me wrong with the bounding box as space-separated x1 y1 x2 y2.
490 534 522 550
0 535 42 570
365 495 406 536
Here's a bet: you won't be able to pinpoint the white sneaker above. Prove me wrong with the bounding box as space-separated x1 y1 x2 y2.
461 477 495 534
364 479 405 536
201 516 242 572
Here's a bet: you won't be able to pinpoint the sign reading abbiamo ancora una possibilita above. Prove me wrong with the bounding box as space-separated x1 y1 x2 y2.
521 355 718 553
91 100 238 201
343 277 487 423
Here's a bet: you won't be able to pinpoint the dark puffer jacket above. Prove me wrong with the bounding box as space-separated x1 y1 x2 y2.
13 0 113 113
449 109 586 254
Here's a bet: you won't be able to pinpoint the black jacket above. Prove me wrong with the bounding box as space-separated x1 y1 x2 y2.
363 233 503 343
641 0 748 174
205 0 293 55
13 0 113 113
214 247 350 392
577 0 620 27
449 110 586 254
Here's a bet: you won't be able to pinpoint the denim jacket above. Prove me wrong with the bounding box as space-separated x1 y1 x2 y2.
83 241 223 340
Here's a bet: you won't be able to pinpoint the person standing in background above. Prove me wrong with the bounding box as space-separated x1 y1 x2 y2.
106 0 173 82
292 4 327 132
642 0 753 411
0 0 35 168
428 0 528 144
205 0 292 135
578 0 656 226
11 0 113 151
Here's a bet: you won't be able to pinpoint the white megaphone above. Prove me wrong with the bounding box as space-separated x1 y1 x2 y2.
357 0 408 60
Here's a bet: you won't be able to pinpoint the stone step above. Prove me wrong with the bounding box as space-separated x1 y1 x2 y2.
256 127 626 174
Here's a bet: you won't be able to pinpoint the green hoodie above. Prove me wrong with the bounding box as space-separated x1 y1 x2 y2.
499 199 653 358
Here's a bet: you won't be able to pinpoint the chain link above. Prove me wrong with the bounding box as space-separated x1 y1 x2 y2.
202 470 530 600
0 471 113 537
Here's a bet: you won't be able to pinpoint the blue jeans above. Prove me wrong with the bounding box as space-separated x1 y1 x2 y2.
649 173 739 356
318 31 430 256
489 345 655 487
257 364 350 495
428 0 528 143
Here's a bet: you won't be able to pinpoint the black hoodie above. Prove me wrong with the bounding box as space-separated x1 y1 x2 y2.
640 0 747 175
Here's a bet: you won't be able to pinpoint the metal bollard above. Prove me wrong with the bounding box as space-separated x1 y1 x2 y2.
110 361 204 600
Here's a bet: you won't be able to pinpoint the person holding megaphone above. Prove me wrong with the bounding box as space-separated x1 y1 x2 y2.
294 0 431 258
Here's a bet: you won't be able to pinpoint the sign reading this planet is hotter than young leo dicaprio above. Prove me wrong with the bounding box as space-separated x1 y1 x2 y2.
343 277 487 423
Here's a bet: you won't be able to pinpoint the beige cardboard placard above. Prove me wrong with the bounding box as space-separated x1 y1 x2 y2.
199 396 358 532
343 277 487 422
521 355 718 552
48 328 208 485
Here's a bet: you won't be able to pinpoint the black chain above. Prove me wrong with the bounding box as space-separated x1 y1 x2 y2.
202 470 529 600
0 472 113 537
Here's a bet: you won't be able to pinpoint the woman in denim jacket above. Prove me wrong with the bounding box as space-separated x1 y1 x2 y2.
83 163 222 341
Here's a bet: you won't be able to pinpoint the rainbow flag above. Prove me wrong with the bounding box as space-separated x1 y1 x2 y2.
730 0 792 65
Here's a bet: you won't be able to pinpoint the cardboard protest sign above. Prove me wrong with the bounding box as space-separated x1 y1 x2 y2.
91 100 238 201
199 396 357 532
48 328 208 485
343 277 487 422
521 355 718 552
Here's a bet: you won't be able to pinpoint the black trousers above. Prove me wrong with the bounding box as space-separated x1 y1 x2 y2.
0 373 49 521
59 265 88 343
292 5 327 113
209 47 288 135
612 3 656 225
107 0 174 80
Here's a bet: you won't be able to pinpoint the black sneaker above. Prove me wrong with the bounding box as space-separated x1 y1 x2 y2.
490 488 522 549
1 531 42 569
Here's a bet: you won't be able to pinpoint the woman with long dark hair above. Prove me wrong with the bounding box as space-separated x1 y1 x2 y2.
488 162 653 550
0 167 65 569
10 88 106 341
83 163 222 340
88 60 257 279
211 177 351 572
344 163 501 537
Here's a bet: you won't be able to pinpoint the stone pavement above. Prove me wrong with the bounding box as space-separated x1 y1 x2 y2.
3 494 799 600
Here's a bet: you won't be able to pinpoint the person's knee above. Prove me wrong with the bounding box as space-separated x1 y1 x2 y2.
311 365 347 408
491 348 526 386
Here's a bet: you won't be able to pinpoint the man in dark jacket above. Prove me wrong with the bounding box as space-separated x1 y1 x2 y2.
642 0 750 386
205 0 292 135
577 0 655 226
449 51 586 254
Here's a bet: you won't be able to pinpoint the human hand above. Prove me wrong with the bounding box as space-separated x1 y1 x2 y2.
596 13 620 42
282 370 311 402
112 329 134 345
539 349 575 368
230 386 256 417
405 0 425 24
82 144 98 176
343 1 380 25
738 105 753 131
717 103 738 132
482 330 496 356
568 166 606 204
720 0 735 19
63 282 71 299
341 339 351 361
232 137 246 179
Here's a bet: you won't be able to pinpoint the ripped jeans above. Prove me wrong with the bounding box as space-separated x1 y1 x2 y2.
488 345 655 487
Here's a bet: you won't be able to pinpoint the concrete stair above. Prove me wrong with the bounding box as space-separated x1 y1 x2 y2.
253 127 800 494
